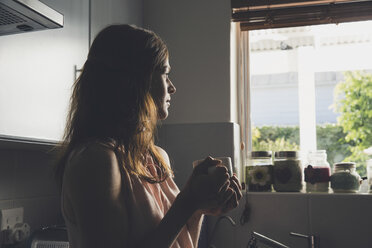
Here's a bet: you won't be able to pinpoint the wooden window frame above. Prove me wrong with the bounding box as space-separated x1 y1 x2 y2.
232 0 372 31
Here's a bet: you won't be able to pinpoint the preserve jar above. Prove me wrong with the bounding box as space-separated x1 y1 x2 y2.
245 151 273 192
273 151 303 192
330 162 361 193
304 150 331 193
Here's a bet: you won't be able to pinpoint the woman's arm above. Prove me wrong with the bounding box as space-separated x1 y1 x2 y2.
136 188 198 247
153 147 242 247
66 144 236 248
65 144 207 248
186 211 204 247
155 146 204 247
64 143 131 248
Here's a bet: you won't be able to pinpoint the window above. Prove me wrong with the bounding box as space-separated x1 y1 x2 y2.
247 21 372 175
232 1 372 175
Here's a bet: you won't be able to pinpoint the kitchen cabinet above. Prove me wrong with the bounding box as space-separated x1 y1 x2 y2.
0 0 89 141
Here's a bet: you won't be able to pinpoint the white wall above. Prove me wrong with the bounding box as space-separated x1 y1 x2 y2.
90 0 143 42
0 0 234 138
143 0 232 124
143 0 245 187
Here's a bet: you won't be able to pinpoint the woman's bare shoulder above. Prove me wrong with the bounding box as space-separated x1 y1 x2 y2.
64 142 122 198
68 142 117 173
155 145 170 165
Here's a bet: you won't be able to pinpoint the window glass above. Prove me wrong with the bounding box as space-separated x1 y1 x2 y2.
249 21 372 175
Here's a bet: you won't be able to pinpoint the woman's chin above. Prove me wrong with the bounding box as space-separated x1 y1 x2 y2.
158 110 168 120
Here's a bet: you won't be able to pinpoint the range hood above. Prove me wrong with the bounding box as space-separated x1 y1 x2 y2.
0 0 63 36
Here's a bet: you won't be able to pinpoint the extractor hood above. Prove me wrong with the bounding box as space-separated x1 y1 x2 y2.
0 0 63 36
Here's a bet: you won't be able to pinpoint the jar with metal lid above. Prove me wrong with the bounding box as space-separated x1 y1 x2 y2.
304 150 331 193
273 151 303 192
331 162 362 193
245 151 273 192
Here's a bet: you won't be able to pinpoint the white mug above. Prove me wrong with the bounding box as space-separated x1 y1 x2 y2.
192 156 233 177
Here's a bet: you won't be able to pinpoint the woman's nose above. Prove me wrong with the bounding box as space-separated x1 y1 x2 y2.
168 81 176 94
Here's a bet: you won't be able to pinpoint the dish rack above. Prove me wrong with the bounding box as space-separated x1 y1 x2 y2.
29 226 69 248
31 240 69 248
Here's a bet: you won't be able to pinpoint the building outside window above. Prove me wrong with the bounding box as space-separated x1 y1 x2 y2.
246 21 372 175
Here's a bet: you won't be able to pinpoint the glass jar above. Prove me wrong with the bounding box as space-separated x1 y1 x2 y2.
304 150 331 193
273 151 303 192
330 162 361 193
245 151 273 192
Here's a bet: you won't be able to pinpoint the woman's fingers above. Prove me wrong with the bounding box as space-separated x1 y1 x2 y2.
219 188 234 205
230 176 243 201
209 165 230 190
218 179 230 194
189 156 243 214
220 193 237 214
232 174 242 190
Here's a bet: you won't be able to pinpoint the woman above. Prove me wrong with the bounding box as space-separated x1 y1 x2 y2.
55 24 242 248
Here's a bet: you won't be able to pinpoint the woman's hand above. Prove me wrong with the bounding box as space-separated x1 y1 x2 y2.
220 173 243 213
181 156 240 216
200 172 243 216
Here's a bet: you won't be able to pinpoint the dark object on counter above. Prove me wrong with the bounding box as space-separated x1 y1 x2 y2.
240 189 251 225
305 165 330 184
246 165 273 191
331 162 361 193
246 151 273 192
27 225 69 248
273 151 303 192
305 150 331 193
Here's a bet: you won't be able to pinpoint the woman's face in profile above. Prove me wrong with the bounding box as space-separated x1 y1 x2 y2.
151 58 176 120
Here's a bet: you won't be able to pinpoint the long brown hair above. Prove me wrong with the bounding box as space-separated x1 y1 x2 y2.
55 24 173 187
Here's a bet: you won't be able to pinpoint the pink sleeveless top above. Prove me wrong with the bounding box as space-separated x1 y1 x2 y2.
61 145 202 248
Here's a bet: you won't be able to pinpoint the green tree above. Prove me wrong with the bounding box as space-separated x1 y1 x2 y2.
334 71 372 175
252 126 299 152
257 126 299 145
253 125 351 167
316 124 351 166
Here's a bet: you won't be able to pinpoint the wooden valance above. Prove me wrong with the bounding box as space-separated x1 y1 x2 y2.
231 0 372 31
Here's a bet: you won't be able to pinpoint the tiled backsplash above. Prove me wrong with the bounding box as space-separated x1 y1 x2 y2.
0 139 63 239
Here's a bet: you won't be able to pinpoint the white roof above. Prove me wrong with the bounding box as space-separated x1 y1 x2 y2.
249 21 372 51
364 147 372 155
